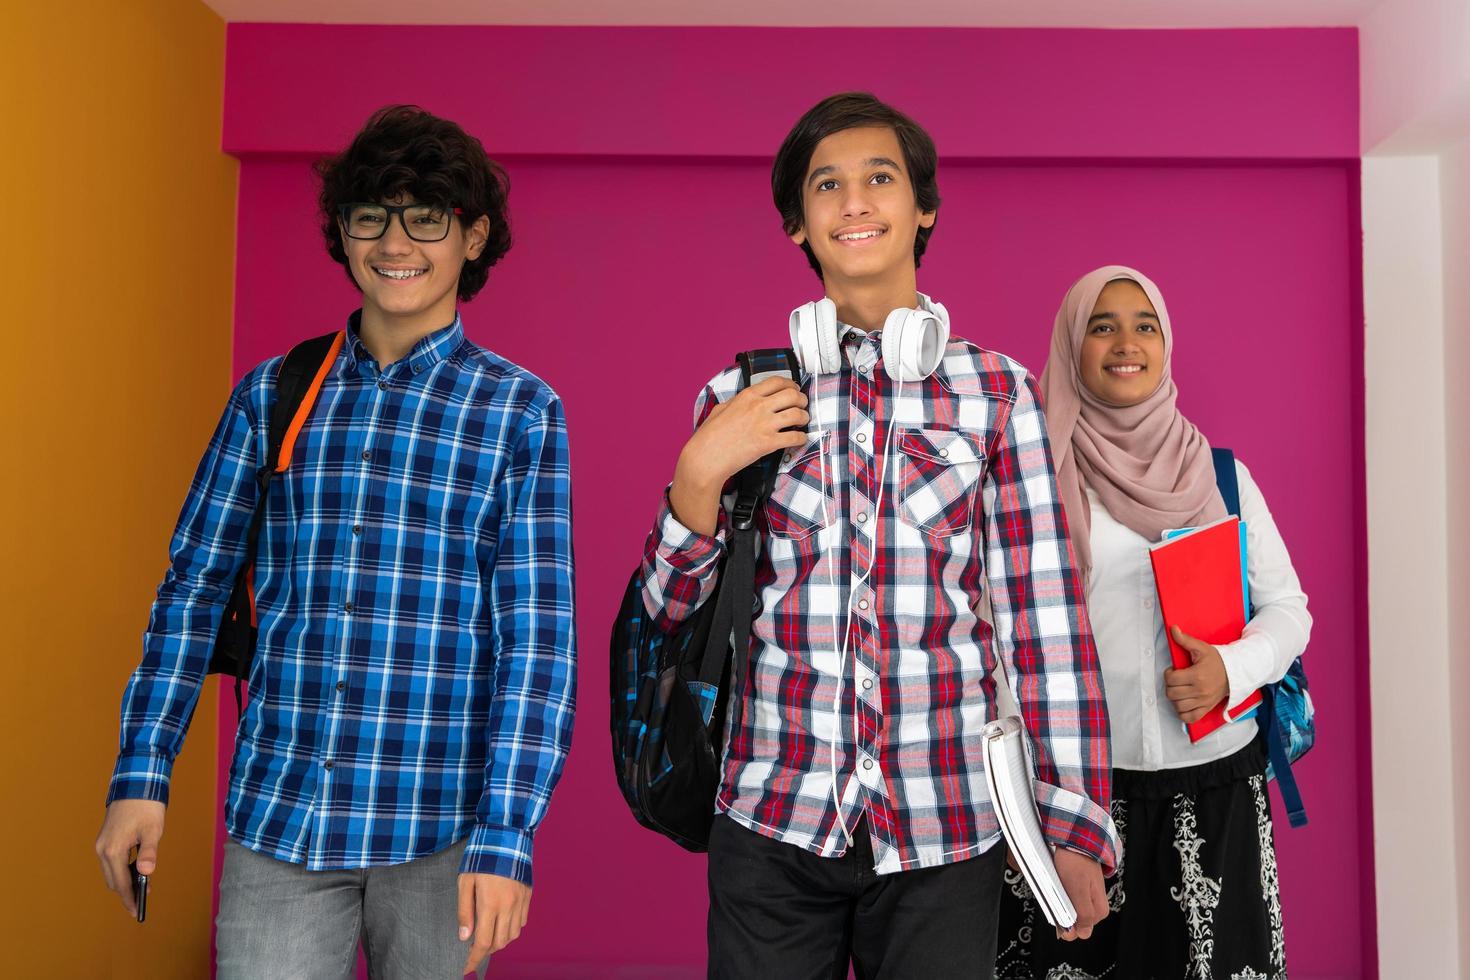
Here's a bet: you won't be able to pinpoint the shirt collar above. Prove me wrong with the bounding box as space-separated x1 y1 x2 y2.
343 310 465 377
837 322 880 372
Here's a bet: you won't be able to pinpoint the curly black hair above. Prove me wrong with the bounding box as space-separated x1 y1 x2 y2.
771 93 940 281
315 105 511 301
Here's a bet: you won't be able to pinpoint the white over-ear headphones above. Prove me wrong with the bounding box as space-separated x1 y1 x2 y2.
787 293 950 382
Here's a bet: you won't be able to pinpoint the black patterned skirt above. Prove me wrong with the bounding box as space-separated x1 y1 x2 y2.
994 740 1287 980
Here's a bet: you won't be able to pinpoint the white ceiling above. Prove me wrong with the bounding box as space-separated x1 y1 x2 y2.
202 0 1383 28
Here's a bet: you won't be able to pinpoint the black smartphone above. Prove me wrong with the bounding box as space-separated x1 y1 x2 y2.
128 857 148 923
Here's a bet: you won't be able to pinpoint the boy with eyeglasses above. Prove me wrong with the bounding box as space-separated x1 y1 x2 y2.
95 105 575 978
638 93 1119 978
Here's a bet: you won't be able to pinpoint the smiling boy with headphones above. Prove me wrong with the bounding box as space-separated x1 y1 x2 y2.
637 93 1121 978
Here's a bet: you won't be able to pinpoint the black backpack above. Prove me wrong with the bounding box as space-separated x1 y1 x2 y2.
209 331 344 712
609 349 800 851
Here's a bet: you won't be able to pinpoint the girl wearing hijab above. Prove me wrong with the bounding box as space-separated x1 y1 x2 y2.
994 266 1311 980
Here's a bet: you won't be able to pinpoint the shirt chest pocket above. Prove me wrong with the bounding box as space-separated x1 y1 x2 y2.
897 427 985 538
764 430 832 541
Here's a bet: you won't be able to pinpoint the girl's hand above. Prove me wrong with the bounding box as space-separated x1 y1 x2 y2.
1163 626 1230 724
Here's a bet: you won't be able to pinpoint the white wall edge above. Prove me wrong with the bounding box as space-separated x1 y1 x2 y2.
1361 153 1460 977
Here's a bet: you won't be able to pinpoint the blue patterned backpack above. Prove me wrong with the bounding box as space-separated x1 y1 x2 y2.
609 349 801 851
1212 448 1315 828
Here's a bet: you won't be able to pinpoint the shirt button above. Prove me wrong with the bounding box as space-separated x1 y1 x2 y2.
783 452 793 463
939 447 950 458
412 363 423 375
377 379 389 390
857 599 870 610
336 680 347 692
323 760 334 770
856 512 868 524
352 524 363 535
862 678 874 691
361 450 372 461
343 602 355 613
856 432 868 443
1143 597 1155 609
1144 693 1156 707
862 758 874 771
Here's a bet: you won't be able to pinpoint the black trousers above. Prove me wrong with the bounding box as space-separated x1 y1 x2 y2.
707 815 1007 980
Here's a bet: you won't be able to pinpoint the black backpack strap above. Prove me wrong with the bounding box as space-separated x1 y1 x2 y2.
714 522 760 734
266 332 345 479
728 349 802 530
227 331 344 711
696 349 802 731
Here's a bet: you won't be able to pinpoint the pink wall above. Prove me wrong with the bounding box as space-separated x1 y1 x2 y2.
220 25 1368 979
223 25 1357 160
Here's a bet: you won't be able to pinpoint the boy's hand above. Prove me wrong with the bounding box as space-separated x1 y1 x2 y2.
1053 847 1108 941
458 873 531 974
95 799 166 916
1164 626 1230 724
669 377 810 535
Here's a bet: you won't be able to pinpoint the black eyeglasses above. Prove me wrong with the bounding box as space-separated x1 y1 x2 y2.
339 203 465 242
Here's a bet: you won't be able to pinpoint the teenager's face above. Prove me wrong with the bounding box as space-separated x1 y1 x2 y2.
790 126 934 287
340 193 489 327
1078 279 1167 407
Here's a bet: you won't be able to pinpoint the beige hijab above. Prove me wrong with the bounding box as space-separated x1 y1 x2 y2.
1039 266 1226 581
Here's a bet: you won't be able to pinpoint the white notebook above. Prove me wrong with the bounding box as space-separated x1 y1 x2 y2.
981 715 1078 930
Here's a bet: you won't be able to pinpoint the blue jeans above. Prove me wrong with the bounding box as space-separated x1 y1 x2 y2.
216 837 483 980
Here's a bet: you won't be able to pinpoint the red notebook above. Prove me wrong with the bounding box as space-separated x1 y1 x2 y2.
1148 515 1263 742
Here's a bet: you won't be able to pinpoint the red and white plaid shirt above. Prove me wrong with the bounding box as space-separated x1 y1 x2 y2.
641 326 1119 875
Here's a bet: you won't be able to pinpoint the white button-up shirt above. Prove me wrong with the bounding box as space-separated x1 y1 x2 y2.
1086 458 1311 770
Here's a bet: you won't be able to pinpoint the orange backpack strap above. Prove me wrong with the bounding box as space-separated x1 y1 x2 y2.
267 330 346 477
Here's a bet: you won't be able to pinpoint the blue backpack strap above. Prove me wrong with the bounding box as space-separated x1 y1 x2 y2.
1211 447 1241 517
1211 446 1308 828
1266 685 1309 828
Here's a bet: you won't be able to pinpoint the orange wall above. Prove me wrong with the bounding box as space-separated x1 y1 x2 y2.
0 2 236 975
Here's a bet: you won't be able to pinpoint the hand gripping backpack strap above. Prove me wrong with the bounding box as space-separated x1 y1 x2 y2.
222 330 345 713
696 349 802 736
1211 447 1307 828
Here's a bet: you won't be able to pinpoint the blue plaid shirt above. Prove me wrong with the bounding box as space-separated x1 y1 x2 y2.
108 315 576 885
